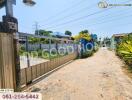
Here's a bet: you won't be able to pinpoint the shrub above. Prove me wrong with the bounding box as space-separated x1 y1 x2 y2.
81 51 93 58
116 34 132 66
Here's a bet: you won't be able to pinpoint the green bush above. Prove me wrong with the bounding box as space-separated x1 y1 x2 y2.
19 46 26 55
116 34 132 66
81 51 93 58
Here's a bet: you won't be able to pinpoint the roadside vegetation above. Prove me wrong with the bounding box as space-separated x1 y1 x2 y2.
20 29 99 59
74 30 99 58
116 33 132 76
19 29 72 60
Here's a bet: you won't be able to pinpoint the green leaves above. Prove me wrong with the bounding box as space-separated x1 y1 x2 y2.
74 30 92 41
117 34 132 65
65 30 72 36
35 29 52 36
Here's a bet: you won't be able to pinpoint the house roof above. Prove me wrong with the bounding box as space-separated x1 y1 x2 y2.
112 33 127 37
52 32 71 38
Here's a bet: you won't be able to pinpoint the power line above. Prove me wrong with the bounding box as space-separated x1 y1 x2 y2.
20 0 132 33
42 0 132 30
86 12 132 28
40 3 97 27
90 20 132 33
68 9 132 31
50 7 131 30
49 8 132 30
38 0 88 23
43 8 112 29
23 9 130 32
34 22 39 35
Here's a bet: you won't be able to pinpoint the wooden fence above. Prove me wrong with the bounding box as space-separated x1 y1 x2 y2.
20 52 77 87
0 33 16 90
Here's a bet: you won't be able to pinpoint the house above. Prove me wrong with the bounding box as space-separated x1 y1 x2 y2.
110 33 127 50
52 32 73 43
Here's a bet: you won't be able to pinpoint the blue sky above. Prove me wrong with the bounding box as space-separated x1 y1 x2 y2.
0 0 132 38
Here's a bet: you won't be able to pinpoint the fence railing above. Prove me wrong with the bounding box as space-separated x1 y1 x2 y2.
19 32 78 69
21 43 75 51
20 52 77 87
18 32 79 89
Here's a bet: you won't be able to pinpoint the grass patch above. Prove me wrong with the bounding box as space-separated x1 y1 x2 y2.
108 48 113 51
122 65 132 79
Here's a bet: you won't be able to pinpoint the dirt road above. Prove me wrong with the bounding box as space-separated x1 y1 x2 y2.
28 48 132 100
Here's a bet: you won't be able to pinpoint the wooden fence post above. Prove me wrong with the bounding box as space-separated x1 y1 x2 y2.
0 33 17 90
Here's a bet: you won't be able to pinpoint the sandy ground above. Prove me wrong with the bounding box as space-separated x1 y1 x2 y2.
27 48 132 100
20 56 49 69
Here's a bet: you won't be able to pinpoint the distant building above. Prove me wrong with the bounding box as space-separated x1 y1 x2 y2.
52 32 73 43
110 33 127 50
52 32 71 38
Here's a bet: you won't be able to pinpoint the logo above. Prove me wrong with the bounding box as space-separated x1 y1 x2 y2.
98 1 108 8
98 0 132 8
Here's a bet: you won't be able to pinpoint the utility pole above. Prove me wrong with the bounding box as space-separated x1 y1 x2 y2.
34 22 39 35
5 0 14 16
0 0 36 91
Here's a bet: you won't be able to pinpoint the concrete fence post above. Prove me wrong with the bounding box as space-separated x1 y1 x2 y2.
0 33 17 91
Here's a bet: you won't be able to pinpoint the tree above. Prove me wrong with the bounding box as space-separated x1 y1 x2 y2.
28 37 39 44
81 30 89 34
65 30 72 36
91 34 98 41
116 33 132 65
74 30 91 41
